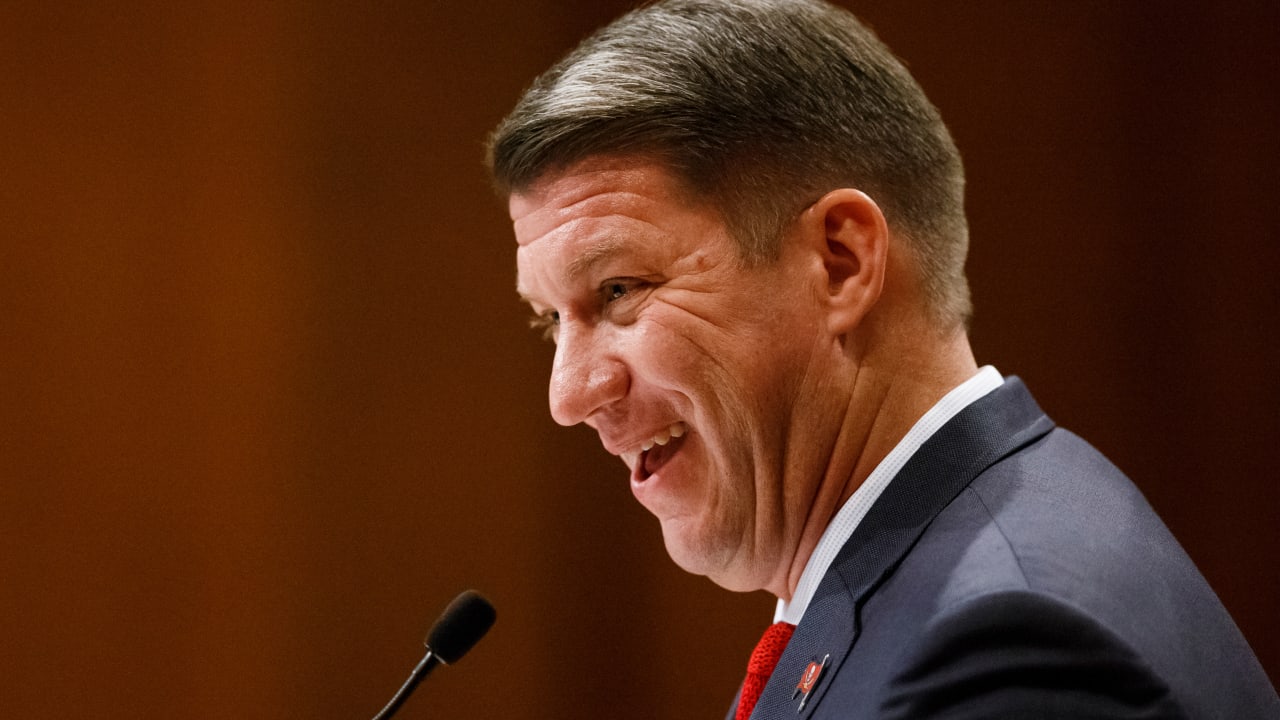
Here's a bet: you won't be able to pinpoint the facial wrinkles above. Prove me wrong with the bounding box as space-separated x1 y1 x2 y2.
762 366 814 579
766 339 876 590
646 249 768 335
517 208 685 325
515 160 835 592
684 373 788 588
512 163 683 246
651 272 808 581
641 285 755 425
726 277 826 583
520 225 714 445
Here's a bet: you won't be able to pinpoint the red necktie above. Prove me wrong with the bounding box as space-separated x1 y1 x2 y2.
735 621 796 720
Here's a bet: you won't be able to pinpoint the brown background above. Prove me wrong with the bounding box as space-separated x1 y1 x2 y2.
2 1 1276 717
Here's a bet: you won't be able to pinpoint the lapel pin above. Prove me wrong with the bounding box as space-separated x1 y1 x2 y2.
791 653 829 712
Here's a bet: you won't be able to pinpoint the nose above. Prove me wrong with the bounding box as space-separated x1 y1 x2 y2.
548 323 629 426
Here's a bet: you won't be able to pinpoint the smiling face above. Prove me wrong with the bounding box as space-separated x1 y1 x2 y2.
512 157 840 591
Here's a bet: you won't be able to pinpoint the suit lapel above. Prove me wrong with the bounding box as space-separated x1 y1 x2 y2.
749 377 1054 718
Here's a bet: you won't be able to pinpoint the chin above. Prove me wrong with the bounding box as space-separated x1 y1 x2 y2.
660 520 758 591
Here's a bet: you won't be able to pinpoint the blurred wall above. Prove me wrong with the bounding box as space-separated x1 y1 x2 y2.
2 1 1276 717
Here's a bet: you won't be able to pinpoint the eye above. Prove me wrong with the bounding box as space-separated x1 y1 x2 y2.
528 310 560 342
598 278 652 325
605 282 630 302
602 277 650 304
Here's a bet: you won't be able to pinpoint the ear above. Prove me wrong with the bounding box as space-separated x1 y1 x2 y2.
797 188 889 336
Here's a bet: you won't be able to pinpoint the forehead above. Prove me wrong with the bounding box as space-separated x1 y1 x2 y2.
509 157 697 245
511 158 725 298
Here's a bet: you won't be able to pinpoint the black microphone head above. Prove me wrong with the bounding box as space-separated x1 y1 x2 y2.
425 590 496 664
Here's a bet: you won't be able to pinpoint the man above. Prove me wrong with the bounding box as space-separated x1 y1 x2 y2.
487 0 1278 717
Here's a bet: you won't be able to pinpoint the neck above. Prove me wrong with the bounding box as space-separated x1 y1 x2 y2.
772 324 978 601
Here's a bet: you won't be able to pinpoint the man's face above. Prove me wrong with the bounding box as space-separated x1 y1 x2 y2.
512 158 830 591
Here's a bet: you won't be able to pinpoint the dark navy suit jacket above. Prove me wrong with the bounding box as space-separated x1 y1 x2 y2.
730 378 1278 719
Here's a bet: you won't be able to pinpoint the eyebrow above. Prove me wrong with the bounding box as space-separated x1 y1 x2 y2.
565 236 626 280
516 235 630 306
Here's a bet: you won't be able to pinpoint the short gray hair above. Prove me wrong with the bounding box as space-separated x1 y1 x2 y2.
488 0 972 329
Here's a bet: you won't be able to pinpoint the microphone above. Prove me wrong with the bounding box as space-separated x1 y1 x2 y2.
371 590 497 720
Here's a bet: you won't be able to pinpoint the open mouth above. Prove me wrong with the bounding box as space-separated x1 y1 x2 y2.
637 423 687 481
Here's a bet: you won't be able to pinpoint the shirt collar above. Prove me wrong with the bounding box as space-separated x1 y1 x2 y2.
773 365 1005 624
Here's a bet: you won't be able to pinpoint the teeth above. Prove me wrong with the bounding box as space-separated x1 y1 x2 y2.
640 422 686 453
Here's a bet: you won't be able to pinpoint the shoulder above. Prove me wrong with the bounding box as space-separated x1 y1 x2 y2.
878 590 1189 719
838 427 1279 718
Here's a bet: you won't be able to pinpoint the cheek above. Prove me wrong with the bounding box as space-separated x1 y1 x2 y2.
627 297 799 453
628 316 737 406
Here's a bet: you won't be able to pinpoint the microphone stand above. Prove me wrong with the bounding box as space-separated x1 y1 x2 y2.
372 648 441 720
